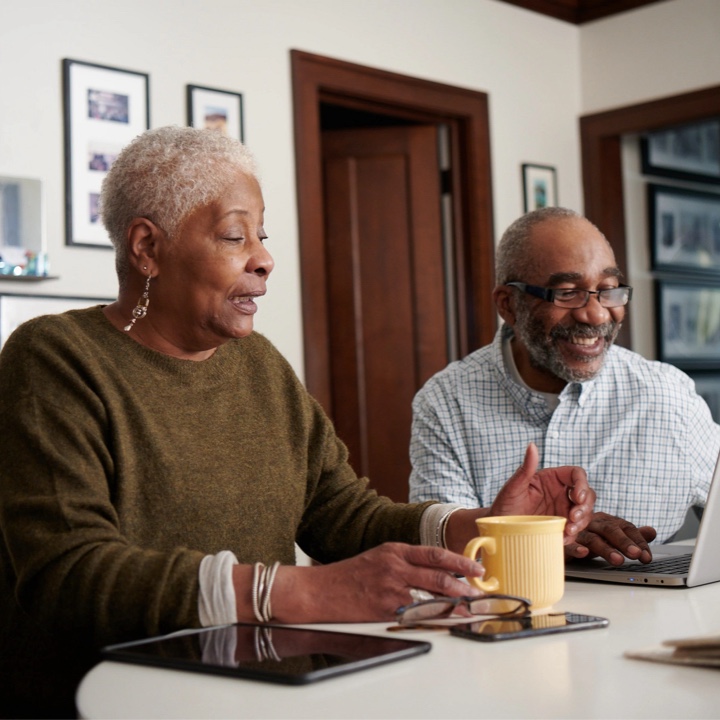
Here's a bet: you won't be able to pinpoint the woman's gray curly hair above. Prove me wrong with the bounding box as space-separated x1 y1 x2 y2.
495 206 606 286
100 125 259 283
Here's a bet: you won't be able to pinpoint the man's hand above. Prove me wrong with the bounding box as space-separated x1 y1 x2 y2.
565 512 656 565
444 443 596 555
489 443 595 540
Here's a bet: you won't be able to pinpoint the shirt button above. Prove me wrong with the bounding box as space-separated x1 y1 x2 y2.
549 430 560 439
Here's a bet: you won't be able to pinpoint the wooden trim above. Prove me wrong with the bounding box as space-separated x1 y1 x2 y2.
291 50 495 410
496 0 666 24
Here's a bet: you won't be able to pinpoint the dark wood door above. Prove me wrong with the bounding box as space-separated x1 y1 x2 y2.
322 125 448 501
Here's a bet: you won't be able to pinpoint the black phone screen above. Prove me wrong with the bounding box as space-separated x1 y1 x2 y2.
449 612 609 642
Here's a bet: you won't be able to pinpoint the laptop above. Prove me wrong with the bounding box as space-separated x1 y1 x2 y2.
565 449 720 588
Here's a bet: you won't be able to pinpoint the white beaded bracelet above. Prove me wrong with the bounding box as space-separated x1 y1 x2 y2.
438 506 462 548
251 562 265 623
251 560 281 623
261 561 280 622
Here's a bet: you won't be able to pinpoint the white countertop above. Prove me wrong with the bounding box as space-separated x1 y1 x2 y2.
76 575 720 719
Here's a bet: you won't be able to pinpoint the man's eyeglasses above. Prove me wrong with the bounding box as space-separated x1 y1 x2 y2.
506 282 632 309
392 594 530 629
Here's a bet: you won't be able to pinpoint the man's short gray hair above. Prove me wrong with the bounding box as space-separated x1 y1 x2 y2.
100 125 259 283
495 206 598 286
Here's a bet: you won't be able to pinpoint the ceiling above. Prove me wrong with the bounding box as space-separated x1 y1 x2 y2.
496 0 669 24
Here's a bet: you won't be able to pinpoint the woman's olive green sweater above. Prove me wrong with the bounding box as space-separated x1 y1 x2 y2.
0 307 428 655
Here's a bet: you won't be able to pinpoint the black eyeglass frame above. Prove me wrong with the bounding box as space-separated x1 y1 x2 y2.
505 282 633 309
394 593 531 626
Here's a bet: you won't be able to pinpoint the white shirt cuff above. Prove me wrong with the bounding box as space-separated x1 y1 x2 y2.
198 550 239 627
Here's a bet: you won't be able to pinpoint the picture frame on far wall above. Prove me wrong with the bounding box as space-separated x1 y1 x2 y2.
522 164 557 212
656 280 720 370
641 119 720 184
187 85 244 141
648 183 720 276
0 293 116 348
63 58 150 249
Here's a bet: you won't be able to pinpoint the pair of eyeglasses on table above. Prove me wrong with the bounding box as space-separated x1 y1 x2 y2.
388 594 531 632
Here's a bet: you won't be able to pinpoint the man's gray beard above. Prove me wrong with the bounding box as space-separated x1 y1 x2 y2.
513 303 621 384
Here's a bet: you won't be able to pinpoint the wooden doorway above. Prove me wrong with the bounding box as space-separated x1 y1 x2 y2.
323 125 447 499
580 85 720 348
291 50 495 501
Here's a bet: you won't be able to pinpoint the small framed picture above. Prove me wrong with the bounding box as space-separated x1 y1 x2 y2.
522 164 557 212
187 85 244 141
656 280 720 369
641 119 720 184
0 293 115 347
648 184 720 276
62 58 150 249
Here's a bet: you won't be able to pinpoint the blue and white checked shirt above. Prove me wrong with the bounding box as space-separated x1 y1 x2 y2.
409 325 720 543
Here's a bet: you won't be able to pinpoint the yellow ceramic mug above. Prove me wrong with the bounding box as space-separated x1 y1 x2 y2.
463 515 566 610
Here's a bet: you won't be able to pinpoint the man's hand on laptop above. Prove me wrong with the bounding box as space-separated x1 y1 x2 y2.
564 512 657 565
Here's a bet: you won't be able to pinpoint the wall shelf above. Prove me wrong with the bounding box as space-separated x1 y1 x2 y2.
0 275 59 282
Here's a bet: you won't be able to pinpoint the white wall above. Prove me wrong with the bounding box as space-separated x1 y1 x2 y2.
0 0 581 378
580 0 720 114
0 0 716 379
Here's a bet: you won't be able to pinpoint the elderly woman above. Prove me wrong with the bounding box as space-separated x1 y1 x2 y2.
0 126 593 717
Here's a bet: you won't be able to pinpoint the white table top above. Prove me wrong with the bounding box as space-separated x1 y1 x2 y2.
77 574 720 719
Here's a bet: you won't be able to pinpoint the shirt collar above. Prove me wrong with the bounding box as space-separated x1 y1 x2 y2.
496 324 600 410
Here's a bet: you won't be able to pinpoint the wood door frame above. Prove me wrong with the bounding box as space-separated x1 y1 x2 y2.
291 49 495 411
580 84 720 348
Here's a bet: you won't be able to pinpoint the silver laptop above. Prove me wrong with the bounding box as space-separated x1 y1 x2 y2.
565 449 720 588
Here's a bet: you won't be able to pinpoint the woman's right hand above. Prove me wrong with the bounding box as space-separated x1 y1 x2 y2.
235 543 485 624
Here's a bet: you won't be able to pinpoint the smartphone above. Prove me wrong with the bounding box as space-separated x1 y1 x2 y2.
449 612 609 642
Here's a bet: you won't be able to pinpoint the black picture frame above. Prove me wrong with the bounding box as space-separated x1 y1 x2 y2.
187 84 244 141
522 163 557 212
648 183 720 277
62 58 150 249
656 280 720 370
641 119 720 184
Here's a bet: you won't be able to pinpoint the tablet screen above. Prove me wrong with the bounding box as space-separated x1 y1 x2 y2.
102 623 431 685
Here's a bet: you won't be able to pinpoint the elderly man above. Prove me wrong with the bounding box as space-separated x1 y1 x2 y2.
409 206 720 564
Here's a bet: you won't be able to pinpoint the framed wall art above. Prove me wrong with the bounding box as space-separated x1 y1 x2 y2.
63 58 150 248
656 280 720 369
648 183 720 276
522 163 557 212
187 85 244 141
0 293 116 347
641 119 720 184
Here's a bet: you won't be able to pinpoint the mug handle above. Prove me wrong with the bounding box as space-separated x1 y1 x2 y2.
463 536 500 592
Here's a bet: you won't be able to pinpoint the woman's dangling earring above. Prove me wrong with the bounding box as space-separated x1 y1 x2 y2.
124 271 152 332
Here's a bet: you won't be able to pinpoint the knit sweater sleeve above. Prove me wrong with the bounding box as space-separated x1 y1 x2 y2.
0 315 204 645
294 389 430 564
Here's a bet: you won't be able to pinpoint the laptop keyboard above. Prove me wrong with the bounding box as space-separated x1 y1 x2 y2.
601 554 692 575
